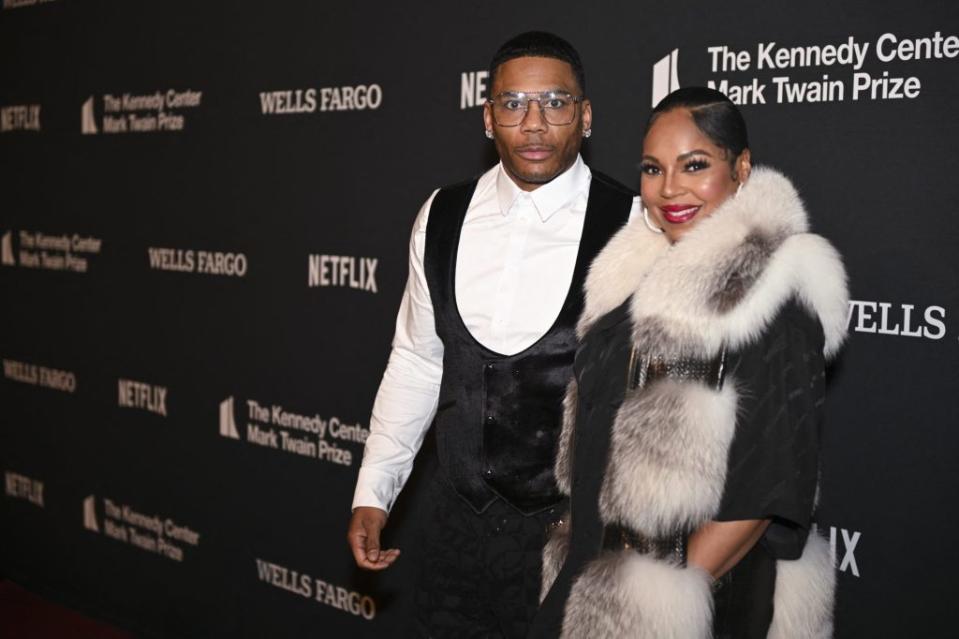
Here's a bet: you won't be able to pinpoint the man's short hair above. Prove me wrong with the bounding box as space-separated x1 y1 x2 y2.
488 31 586 95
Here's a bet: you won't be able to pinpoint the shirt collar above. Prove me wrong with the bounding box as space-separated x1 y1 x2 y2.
495 154 590 222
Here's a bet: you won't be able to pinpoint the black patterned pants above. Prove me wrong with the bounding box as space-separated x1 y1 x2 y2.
410 477 563 638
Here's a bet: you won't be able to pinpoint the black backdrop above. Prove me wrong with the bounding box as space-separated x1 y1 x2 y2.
2 1 958 637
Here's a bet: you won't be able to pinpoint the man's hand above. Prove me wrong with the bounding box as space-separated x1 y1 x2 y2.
347 507 400 570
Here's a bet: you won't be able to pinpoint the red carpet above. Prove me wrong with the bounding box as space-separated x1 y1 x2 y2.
0 581 133 639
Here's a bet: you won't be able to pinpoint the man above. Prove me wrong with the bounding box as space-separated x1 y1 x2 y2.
347 31 639 637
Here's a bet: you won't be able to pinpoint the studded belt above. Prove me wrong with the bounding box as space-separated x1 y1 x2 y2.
602 523 688 565
626 346 728 392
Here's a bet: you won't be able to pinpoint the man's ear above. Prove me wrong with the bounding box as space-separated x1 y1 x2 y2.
483 101 495 135
581 99 592 134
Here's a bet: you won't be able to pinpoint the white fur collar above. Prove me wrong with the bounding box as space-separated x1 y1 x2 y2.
578 166 848 359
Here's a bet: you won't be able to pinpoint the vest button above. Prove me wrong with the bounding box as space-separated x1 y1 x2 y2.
486 415 495 423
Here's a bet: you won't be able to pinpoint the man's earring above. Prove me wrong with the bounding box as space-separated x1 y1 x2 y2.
583 128 592 138
485 129 494 139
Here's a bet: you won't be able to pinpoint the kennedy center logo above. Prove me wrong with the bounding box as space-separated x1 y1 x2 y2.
652 49 680 107
1 231 14 265
81 97 98 135
82 90 203 134
217 395 368 467
220 396 240 439
83 495 99 532
81 494 201 562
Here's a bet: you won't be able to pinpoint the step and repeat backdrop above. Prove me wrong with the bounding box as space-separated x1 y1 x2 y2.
1 1 957 637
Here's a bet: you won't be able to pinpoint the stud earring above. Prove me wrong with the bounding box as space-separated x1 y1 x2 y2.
583 128 592 138
643 207 664 234
485 129 494 139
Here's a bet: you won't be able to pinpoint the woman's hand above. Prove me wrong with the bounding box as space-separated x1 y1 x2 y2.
687 519 770 579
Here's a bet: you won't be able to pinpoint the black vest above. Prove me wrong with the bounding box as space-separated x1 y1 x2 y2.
424 170 633 514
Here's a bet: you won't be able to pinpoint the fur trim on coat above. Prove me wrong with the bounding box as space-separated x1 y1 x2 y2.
546 167 845 638
769 532 836 639
562 552 713 639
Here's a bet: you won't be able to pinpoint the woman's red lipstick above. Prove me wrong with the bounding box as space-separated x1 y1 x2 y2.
660 203 701 224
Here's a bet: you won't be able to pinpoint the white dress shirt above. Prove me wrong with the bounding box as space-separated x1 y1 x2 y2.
351 156 640 512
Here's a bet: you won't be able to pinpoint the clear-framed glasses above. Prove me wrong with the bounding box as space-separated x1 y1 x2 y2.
487 90 585 127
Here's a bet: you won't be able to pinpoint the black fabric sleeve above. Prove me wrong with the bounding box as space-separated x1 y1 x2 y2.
714 299 826 559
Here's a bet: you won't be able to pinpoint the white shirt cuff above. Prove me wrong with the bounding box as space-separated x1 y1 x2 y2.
351 466 398 513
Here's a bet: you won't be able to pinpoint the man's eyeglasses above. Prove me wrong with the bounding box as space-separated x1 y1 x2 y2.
487 91 585 127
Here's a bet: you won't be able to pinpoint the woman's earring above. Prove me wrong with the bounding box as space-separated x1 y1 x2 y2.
485 129 494 139
735 182 743 198
643 207 664 234
583 128 592 138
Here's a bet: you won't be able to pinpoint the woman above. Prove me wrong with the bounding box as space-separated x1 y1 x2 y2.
530 87 847 638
